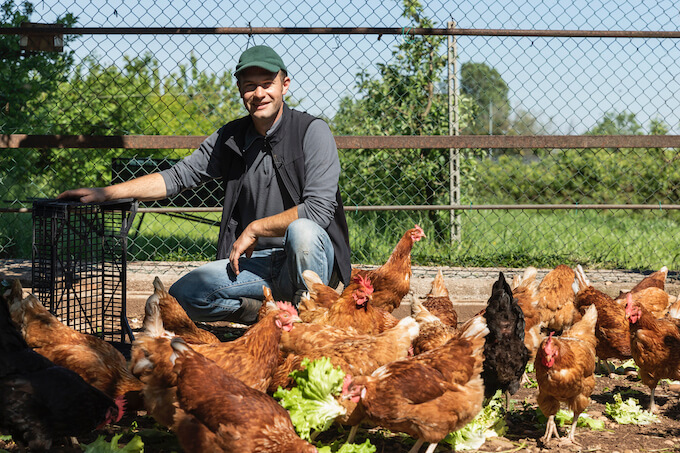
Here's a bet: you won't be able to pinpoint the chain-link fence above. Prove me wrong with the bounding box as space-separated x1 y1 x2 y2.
2 0 680 276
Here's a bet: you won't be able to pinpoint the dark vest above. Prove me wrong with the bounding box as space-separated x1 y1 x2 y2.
214 104 351 285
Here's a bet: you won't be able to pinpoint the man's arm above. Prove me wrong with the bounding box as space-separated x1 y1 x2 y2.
57 173 167 203
58 130 224 204
229 206 299 275
297 119 340 227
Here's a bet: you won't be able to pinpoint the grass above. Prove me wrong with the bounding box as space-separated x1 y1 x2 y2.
350 209 680 271
2 208 679 272
126 212 220 261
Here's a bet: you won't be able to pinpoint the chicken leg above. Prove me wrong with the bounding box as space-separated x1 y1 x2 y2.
566 410 582 445
424 442 438 453
649 385 657 413
346 425 359 444
407 438 425 453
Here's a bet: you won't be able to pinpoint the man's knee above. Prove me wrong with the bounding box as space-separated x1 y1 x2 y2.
285 218 328 251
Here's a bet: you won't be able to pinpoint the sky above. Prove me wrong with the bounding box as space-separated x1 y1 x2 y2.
18 0 680 134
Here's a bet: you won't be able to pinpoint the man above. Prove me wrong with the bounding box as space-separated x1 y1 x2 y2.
59 45 351 324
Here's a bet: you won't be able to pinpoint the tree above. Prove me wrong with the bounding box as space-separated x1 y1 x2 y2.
505 108 557 158
51 52 242 137
460 62 510 136
4 51 243 199
332 0 480 238
586 111 642 135
37 53 244 191
0 0 77 133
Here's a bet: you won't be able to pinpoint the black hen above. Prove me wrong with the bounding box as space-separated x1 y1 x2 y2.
481 272 530 403
0 281 123 451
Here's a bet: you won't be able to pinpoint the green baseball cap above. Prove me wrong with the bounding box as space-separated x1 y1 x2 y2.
234 45 287 77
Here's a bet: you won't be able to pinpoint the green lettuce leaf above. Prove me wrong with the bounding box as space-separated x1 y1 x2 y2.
605 393 658 425
536 408 605 430
525 361 535 373
274 357 347 440
82 434 144 453
443 390 507 450
317 439 376 453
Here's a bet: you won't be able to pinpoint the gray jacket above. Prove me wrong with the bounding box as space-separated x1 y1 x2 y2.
160 104 351 284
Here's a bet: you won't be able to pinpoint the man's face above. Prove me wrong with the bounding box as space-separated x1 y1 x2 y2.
238 67 290 125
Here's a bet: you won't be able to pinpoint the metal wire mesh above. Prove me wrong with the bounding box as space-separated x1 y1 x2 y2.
1 0 679 276
31 199 137 345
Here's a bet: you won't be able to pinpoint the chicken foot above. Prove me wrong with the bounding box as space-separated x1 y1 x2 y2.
424 442 438 453
540 414 560 444
406 438 442 453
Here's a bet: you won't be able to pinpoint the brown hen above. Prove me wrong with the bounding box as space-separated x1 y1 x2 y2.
625 293 680 412
618 266 668 298
190 301 301 393
129 294 179 427
411 294 458 355
300 273 399 335
7 280 144 409
350 224 426 313
149 277 220 344
420 270 458 327
573 265 632 367
342 314 488 453
536 264 579 332
170 337 317 453
0 286 124 451
272 316 419 392
615 286 670 319
535 304 598 445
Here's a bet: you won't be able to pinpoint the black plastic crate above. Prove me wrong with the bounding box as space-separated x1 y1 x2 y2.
31 198 138 355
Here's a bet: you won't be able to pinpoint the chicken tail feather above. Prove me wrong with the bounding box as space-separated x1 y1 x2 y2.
573 264 590 294
143 294 172 338
459 314 489 343
153 276 166 293
169 337 191 365
565 304 597 343
428 270 448 298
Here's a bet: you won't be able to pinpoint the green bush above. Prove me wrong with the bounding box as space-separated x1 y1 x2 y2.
472 148 680 205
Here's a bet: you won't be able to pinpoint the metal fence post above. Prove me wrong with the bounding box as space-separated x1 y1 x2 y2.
448 20 461 243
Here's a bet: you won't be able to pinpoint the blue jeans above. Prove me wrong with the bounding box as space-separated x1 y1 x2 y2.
169 218 337 323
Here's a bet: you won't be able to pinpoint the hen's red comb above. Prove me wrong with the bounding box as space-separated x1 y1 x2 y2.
412 224 426 239
114 395 126 422
276 300 299 317
352 274 374 294
543 331 556 353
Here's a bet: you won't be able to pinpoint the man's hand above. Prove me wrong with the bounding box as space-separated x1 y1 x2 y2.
57 188 108 203
229 227 258 275
227 207 299 275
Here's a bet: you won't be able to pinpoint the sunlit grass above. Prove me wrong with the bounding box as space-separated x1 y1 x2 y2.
4 209 679 272
349 209 680 271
